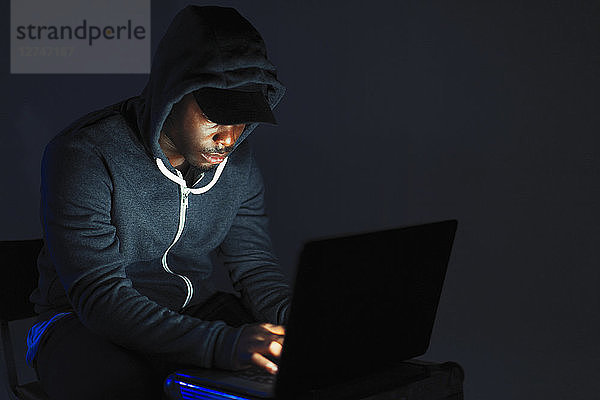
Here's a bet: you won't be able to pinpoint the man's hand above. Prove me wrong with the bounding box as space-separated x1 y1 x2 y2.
234 323 285 375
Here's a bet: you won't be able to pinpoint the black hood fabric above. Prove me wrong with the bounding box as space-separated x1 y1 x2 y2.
125 5 285 169
30 5 290 372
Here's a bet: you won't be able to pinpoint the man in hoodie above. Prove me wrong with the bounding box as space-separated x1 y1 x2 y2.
27 6 290 400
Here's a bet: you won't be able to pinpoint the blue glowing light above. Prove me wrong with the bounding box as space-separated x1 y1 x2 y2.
174 379 253 400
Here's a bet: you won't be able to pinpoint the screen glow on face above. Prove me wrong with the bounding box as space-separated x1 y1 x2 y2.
161 93 245 171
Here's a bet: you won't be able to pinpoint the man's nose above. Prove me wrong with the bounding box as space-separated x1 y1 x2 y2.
213 125 243 148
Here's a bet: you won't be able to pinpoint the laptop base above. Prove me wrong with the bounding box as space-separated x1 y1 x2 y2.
164 359 464 400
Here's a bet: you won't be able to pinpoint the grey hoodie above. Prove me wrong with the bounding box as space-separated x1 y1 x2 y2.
29 5 290 370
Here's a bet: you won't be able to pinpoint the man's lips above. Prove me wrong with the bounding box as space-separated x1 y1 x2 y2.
201 153 228 164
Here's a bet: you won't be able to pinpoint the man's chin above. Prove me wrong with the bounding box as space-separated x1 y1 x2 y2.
187 159 219 172
196 163 219 172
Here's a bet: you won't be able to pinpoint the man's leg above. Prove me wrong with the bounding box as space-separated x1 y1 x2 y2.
36 293 256 400
36 314 163 400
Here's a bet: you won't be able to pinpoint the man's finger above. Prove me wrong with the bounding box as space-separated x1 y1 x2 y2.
247 335 283 356
251 352 278 375
270 333 284 347
262 323 285 336
269 340 283 358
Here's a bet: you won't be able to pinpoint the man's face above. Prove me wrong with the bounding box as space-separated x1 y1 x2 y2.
159 93 246 171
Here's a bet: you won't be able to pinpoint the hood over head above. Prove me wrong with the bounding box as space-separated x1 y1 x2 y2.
125 5 285 172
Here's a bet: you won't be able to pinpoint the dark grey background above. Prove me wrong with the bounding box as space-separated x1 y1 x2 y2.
1 1 599 399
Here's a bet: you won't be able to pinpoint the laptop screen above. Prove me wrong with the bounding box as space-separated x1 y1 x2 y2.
275 220 457 398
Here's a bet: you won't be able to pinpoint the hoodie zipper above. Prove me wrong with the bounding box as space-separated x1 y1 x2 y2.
154 157 229 310
161 173 194 310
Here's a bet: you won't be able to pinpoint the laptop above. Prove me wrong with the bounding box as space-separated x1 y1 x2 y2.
164 219 458 400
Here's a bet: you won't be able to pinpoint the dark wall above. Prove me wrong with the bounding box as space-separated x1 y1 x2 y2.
2 1 599 399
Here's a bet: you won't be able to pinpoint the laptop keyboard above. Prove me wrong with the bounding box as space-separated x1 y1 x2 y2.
233 366 276 385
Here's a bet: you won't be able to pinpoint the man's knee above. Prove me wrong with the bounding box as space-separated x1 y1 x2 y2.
36 317 163 399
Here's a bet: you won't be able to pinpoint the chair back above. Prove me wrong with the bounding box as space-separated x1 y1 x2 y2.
0 239 49 400
0 239 43 321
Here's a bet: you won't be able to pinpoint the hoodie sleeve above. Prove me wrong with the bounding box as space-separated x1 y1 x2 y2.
219 155 291 325
41 136 242 370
